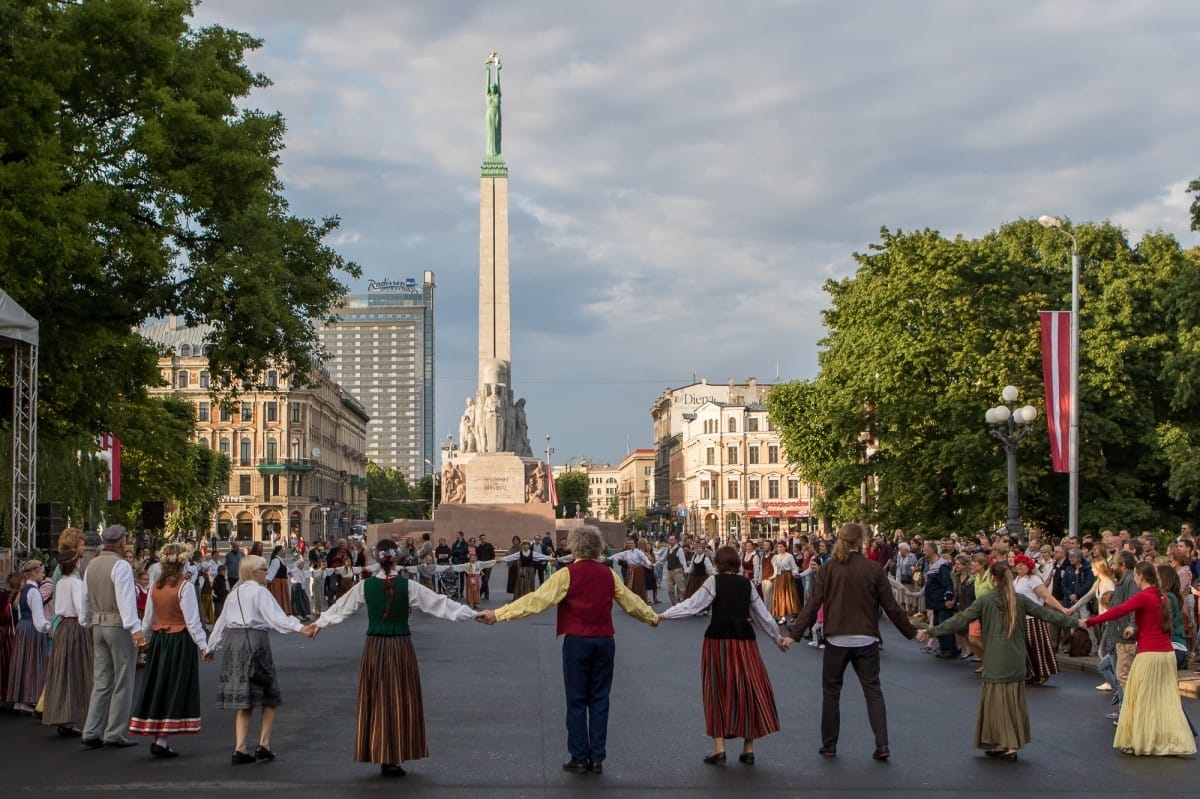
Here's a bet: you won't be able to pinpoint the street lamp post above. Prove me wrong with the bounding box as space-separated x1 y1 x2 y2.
986 386 1038 538
1038 215 1080 538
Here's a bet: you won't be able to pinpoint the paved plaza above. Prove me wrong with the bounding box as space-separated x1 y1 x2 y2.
2 567 1195 798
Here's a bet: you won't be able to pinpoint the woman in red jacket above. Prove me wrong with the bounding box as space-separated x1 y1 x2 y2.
1084 562 1195 757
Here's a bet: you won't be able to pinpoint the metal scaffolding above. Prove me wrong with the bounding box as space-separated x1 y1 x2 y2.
0 290 39 557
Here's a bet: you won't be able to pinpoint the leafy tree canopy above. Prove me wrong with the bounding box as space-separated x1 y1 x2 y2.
768 220 1199 537
554 470 589 519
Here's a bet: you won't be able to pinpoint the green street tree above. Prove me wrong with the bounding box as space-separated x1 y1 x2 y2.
0 0 360 522
768 220 1195 536
554 470 589 518
366 462 416 523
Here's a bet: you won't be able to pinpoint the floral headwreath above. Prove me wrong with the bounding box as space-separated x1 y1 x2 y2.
157 544 193 565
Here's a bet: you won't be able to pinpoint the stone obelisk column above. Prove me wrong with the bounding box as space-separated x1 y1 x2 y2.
479 52 510 387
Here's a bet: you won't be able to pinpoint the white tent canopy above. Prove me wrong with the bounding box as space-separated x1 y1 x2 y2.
0 288 39 346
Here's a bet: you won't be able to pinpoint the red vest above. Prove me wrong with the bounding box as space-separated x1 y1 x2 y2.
556 560 616 637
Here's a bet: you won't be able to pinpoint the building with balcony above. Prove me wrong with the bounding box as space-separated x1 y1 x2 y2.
142 319 369 544
671 394 818 541
616 448 656 522
319 274 435 483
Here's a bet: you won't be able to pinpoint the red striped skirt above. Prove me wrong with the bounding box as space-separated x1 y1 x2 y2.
625 565 646 600
355 635 427 764
770 572 800 618
1024 616 1059 682
700 637 780 740
268 579 292 616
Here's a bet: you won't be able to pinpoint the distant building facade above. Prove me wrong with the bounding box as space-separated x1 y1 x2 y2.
319 273 435 483
143 319 369 544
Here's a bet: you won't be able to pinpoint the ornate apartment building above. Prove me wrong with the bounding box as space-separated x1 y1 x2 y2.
142 319 370 543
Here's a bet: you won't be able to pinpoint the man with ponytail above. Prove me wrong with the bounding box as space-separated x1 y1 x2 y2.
920 561 1077 760
782 522 918 761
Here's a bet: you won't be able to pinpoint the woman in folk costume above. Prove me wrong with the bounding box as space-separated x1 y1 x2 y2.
683 542 716 600
740 540 762 597
641 540 661 604
42 529 93 737
608 540 652 601
1091 562 1196 756
765 540 806 624
129 544 210 758
920 561 1077 761
197 566 216 627
464 554 483 610
265 546 292 615
6 560 51 714
661 545 785 765
1010 554 1069 685
289 559 312 620
501 541 552 600
207 554 307 765
311 538 476 776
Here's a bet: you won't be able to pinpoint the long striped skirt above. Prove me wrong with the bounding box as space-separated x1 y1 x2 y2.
0 619 14 701
41 619 93 726
683 572 708 600
354 635 427 764
770 572 801 619
513 566 537 600
268 579 293 615
5 618 49 705
700 637 780 740
1023 616 1059 683
130 630 202 736
625 565 646 600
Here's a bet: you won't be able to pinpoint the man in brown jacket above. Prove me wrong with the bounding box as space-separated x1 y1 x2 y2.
783 522 917 761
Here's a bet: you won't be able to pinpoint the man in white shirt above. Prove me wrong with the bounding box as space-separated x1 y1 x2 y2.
663 535 688 605
81 525 146 748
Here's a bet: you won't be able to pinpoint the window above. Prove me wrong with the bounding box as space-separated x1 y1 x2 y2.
748 417 759 432
180 344 191 357
768 445 779 463
728 417 737 433
218 437 230 456
727 445 738 465
219 405 231 422
238 474 251 495
769 479 781 499
199 370 209 388
291 402 302 422
726 479 739 500
266 438 278 462
240 438 251 466
700 481 711 500
241 403 253 422
748 479 760 500
705 447 715 466
267 370 278 388
197 401 210 422
177 371 188 389
788 479 800 499
266 402 278 422
748 445 759 464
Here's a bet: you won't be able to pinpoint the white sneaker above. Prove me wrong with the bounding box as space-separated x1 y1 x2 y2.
808 640 819 647
818 644 825 649
1095 682 1112 691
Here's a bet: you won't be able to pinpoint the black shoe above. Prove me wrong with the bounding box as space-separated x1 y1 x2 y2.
104 738 138 748
380 763 406 776
702 751 726 765
150 743 178 759
818 746 837 758
873 745 890 761
57 725 82 738
81 738 104 750
562 760 590 773
739 752 755 765
231 750 256 765
589 761 603 774
254 745 276 761
997 751 1018 761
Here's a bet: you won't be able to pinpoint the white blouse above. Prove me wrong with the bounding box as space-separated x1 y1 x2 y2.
142 581 209 652
207 581 303 652
659 575 783 643
1014 574 1045 605
609 549 652 568
769 553 803 578
54 574 87 623
500 549 552 563
315 573 476 628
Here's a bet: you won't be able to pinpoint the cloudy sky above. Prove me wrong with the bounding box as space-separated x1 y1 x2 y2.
191 0 1199 467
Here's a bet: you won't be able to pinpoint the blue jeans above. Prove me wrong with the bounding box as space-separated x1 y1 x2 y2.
1097 651 1121 703
562 635 615 765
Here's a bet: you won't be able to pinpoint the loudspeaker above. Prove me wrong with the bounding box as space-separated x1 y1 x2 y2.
141 501 166 531
35 502 62 551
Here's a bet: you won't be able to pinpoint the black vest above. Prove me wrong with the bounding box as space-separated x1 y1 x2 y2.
666 546 683 570
705 573 756 640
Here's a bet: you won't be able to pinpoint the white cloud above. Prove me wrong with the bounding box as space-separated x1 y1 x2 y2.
191 0 1200 463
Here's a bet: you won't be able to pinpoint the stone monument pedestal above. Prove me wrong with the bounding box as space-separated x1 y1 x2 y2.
432 501 557 544
461 452 529 504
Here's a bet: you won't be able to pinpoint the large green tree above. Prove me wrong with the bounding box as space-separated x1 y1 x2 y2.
768 220 1196 536
0 0 358 534
554 470 589 518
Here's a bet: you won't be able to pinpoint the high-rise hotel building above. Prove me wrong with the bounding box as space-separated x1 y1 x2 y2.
320 273 435 482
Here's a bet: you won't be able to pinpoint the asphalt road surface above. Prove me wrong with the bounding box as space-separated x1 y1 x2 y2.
3 567 1195 798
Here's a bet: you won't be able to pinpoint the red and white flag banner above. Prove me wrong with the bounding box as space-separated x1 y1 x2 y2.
99 433 122 501
1039 311 1071 473
547 460 559 508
